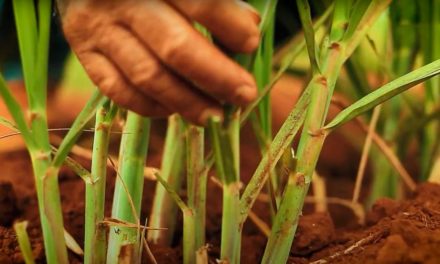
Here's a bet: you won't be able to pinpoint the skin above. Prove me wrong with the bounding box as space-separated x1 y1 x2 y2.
57 0 261 125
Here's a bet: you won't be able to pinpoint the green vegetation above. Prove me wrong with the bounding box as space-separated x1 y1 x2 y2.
1 1 439 263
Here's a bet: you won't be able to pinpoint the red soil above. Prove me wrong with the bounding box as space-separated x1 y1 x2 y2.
0 149 438 264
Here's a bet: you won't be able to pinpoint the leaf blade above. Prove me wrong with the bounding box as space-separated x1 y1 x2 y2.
296 0 320 73
52 90 106 167
325 59 440 130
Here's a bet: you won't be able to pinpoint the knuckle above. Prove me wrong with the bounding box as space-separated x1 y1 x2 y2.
183 3 210 19
130 61 162 88
130 64 169 98
95 26 116 49
63 6 87 31
63 7 98 46
98 76 123 101
161 31 191 65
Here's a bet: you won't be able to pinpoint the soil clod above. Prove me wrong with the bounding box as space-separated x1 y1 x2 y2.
0 181 19 227
2 151 440 263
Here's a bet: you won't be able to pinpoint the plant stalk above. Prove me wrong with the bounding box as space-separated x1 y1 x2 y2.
185 125 207 262
420 0 440 179
262 1 391 262
84 101 116 264
209 111 241 264
14 221 35 264
12 1 69 263
148 115 185 246
107 113 150 264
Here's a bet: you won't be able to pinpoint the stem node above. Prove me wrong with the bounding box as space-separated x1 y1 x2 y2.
293 173 306 187
35 151 51 161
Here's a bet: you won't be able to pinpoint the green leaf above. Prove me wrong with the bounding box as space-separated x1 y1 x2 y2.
343 0 392 58
296 0 320 73
324 59 440 130
239 83 312 222
12 0 37 106
53 147 94 185
154 172 190 212
14 221 36 264
0 116 18 131
0 75 35 148
208 117 238 185
241 4 334 124
330 0 353 42
342 0 372 41
35 0 52 104
52 90 106 167
248 0 278 33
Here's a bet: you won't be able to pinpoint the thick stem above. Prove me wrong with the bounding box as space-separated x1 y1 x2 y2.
84 102 115 264
261 1 392 260
209 112 241 264
32 154 68 264
12 1 68 262
186 125 206 251
222 112 241 264
221 183 241 264
107 113 150 264
182 209 196 264
182 124 207 264
148 115 185 246
262 48 344 264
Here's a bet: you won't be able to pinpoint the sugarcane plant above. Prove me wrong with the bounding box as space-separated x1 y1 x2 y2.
6 1 68 262
3 0 440 264
147 114 186 246
257 0 440 262
333 0 440 201
107 112 151 263
0 1 107 264
83 100 117 263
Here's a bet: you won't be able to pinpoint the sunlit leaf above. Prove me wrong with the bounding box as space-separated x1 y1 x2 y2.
325 59 440 130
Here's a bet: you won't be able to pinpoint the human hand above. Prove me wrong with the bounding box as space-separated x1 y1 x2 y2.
59 0 260 125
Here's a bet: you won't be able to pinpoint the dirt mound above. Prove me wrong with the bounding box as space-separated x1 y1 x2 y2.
300 183 440 264
1 150 439 263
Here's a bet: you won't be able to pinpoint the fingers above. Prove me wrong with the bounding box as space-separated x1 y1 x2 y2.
63 0 260 125
95 25 223 125
166 0 261 53
126 1 258 107
76 51 171 118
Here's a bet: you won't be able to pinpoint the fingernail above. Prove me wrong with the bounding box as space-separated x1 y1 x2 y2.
236 1 261 24
242 34 260 53
235 85 257 105
200 108 224 126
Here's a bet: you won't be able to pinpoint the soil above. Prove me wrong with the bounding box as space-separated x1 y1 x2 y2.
0 147 439 264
